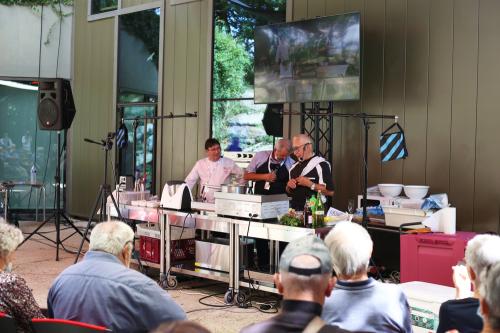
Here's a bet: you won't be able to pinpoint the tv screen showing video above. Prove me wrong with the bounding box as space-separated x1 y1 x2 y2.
254 13 360 104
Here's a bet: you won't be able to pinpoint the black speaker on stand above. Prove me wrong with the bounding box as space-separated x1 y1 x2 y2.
262 103 284 137
20 78 84 261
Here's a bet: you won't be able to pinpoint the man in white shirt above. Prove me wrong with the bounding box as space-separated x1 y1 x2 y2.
185 138 243 203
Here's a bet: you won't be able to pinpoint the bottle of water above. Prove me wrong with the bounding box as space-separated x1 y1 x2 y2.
30 164 37 184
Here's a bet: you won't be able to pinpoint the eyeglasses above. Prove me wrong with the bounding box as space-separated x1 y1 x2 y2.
292 143 310 152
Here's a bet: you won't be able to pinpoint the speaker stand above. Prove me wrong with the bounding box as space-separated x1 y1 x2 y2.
19 131 85 261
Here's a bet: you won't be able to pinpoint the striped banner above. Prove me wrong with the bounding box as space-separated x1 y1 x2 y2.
380 123 408 162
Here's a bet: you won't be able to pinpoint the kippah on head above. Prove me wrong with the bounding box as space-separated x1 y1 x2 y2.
279 235 332 276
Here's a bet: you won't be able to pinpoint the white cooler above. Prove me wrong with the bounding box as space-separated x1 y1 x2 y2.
400 281 455 332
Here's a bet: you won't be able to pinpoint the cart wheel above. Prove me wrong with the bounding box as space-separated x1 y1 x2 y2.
166 276 178 289
236 292 247 306
159 276 169 289
224 290 234 304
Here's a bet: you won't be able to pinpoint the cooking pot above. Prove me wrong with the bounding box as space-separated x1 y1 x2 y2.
220 184 248 194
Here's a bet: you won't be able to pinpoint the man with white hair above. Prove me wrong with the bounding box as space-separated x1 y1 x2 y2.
479 262 500 333
322 221 412 332
437 234 500 333
286 134 334 210
244 138 293 195
48 221 185 333
240 235 351 333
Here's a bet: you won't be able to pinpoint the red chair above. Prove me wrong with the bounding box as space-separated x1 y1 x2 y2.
31 318 112 333
0 312 16 333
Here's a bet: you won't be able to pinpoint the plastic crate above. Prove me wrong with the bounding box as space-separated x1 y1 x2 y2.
400 231 476 286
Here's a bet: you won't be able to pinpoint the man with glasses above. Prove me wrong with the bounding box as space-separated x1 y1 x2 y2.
286 134 334 211
48 221 185 332
185 138 243 203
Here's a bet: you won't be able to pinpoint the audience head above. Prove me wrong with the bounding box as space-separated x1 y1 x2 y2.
89 221 134 267
276 235 335 305
274 138 291 161
324 221 373 280
151 321 210 333
465 234 500 290
0 219 24 272
479 262 500 332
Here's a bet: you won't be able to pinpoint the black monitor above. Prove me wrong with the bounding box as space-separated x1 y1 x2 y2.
254 12 361 104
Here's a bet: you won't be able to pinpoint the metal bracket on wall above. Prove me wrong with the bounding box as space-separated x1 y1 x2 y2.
300 102 334 162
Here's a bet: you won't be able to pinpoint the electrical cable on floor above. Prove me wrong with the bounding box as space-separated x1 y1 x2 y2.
198 292 233 308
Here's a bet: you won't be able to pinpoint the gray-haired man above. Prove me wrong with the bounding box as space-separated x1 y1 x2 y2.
240 235 351 333
244 138 293 195
48 221 185 333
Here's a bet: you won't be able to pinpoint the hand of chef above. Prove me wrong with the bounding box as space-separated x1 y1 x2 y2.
265 171 277 182
296 176 313 188
287 178 297 189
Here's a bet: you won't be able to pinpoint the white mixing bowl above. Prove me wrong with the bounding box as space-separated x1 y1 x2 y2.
378 184 403 197
404 185 430 199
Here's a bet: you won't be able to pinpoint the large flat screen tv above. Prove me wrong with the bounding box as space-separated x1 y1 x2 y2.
254 12 360 104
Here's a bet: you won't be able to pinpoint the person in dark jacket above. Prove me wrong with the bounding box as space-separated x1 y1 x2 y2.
240 235 351 333
437 234 500 333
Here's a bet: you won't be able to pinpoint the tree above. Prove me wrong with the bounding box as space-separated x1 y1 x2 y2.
212 24 251 144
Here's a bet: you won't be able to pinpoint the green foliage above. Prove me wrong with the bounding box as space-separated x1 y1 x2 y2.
212 23 252 145
214 0 286 86
213 23 251 100
120 9 160 69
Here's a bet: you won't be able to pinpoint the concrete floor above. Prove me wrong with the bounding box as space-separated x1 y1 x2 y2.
14 220 277 333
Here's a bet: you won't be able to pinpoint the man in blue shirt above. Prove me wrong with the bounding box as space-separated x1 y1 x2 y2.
48 221 186 333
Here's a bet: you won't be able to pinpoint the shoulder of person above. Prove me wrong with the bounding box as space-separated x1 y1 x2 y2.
0 272 27 287
221 156 236 165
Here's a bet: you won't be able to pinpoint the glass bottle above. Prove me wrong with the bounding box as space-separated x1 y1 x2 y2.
303 198 310 227
30 164 37 184
313 192 324 228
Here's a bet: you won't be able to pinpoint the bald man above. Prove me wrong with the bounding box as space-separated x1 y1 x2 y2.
286 134 334 210
244 138 294 195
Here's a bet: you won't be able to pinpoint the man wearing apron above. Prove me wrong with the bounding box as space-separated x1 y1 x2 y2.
244 138 293 195
243 139 293 272
287 134 334 211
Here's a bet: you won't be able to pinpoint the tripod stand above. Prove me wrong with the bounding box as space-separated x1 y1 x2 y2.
20 131 84 261
74 135 144 272
74 134 123 263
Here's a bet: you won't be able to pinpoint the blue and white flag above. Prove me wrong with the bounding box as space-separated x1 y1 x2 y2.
380 123 408 162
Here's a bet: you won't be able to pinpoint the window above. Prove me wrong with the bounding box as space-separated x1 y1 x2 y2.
0 79 61 210
116 8 160 191
90 0 118 15
212 0 286 152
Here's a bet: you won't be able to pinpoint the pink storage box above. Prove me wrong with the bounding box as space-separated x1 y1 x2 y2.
400 231 476 287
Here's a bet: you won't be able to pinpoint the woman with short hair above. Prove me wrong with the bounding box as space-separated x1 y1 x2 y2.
0 219 44 332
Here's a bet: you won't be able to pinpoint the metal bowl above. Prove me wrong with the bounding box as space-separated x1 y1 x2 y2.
220 184 248 194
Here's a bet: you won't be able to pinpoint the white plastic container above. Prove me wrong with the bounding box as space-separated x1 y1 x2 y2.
383 206 429 228
400 281 455 332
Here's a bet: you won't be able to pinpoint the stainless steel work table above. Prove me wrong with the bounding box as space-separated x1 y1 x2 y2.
160 209 323 304
159 210 237 301
111 205 326 304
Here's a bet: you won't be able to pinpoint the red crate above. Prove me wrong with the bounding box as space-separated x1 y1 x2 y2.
140 236 161 264
400 232 476 287
140 236 195 264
